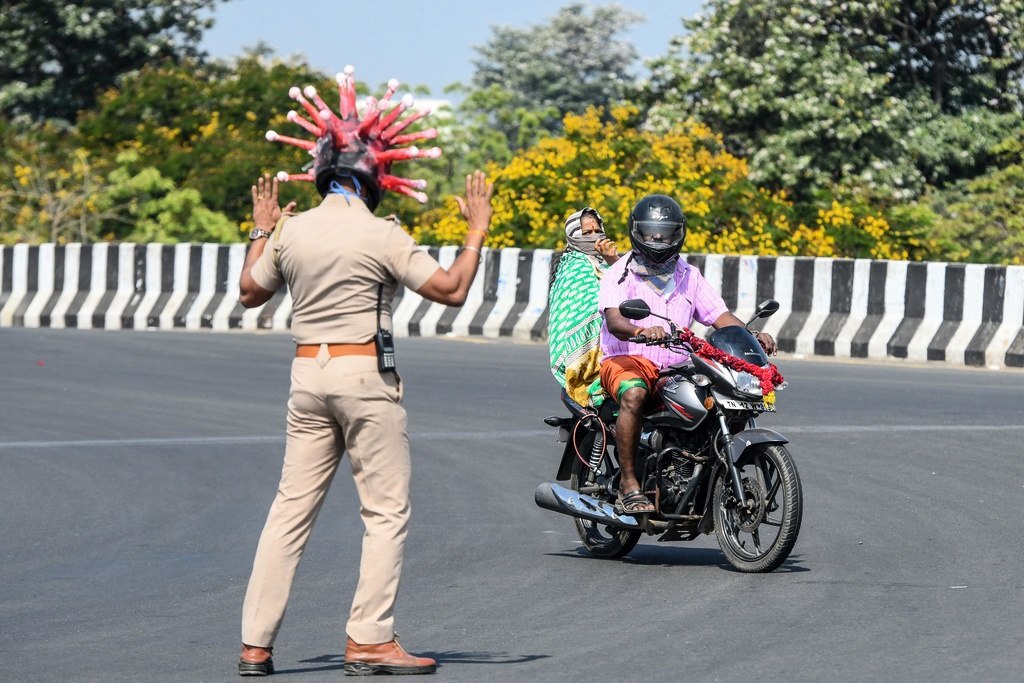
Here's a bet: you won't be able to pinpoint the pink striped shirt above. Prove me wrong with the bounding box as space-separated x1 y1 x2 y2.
598 255 728 367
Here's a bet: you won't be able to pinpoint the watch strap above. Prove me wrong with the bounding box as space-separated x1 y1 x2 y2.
249 228 273 241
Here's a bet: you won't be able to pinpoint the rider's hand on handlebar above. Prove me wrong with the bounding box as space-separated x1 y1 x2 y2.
755 331 777 356
632 325 669 344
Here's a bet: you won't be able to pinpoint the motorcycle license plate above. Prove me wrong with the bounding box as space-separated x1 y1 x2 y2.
720 399 776 412
556 426 570 443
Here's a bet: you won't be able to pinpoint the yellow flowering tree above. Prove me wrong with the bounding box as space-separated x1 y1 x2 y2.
412 105 908 259
0 139 109 245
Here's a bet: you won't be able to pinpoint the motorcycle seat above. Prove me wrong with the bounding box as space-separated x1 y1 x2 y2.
559 389 619 427
598 399 619 424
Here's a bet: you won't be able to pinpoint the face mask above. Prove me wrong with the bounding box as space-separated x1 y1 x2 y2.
568 231 605 256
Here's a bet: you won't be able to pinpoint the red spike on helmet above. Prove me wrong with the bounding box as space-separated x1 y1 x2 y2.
287 110 321 137
288 87 323 132
265 130 315 151
268 66 442 211
381 107 431 141
388 127 438 147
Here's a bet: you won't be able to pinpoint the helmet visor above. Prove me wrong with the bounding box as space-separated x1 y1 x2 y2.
633 220 683 248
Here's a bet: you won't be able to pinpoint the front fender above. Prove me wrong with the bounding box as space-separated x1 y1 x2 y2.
728 428 789 463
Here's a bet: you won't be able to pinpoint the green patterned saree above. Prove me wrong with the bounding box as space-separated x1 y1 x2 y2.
547 250 607 407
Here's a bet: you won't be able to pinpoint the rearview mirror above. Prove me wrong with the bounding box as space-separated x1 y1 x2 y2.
745 298 780 329
618 299 652 320
755 299 780 318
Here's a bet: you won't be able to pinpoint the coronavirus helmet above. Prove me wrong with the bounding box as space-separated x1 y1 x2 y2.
264 65 441 211
628 194 687 264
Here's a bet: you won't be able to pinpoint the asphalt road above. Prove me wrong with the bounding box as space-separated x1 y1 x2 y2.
2 327 1023 682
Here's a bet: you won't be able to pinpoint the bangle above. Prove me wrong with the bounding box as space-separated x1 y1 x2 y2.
462 244 483 263
467 229 488 238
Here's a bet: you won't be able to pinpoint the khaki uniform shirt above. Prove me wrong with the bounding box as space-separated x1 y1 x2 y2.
250 194 440 344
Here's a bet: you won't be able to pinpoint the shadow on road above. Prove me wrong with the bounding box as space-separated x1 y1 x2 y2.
283 650 549 674
428 651 550 665
545 546 809 572
273 656 347 676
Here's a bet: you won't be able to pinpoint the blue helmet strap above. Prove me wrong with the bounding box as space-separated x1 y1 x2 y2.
328 175 364 205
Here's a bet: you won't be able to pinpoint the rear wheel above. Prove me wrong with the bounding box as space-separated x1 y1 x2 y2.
713 444 802 572
569 449 640 558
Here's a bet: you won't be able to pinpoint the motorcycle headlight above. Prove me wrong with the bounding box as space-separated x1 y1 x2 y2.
732 370 763 397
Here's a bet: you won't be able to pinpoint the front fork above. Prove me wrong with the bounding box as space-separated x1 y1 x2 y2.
716 411 747 508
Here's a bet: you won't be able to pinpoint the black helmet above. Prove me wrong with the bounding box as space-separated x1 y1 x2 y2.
628 194 686 264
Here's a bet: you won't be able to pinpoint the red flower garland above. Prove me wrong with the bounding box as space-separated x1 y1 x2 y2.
676 328 785 399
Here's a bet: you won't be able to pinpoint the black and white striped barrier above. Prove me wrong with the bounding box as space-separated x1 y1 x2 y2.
2 244 1022 369
0 243 553 338
679 254 1024 370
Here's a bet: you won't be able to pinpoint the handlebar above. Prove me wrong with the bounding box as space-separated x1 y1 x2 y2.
628 333 690 349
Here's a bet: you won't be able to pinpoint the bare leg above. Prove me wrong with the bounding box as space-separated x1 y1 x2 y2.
615 385 650 508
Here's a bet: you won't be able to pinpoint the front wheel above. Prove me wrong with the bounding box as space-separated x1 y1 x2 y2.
569 451 640 559
713 444 802 572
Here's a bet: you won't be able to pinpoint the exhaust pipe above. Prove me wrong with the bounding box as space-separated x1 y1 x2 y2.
534 482 644 530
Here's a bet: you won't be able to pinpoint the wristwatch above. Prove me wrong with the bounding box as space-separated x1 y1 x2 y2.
248 227 273 241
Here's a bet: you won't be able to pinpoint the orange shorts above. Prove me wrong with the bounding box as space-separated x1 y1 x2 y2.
599 355 661 402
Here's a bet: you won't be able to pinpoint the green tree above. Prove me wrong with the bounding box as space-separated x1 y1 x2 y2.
457 2 642 152
0 124 237 245
923 126 1024 264
0 0 222 123
865 1 1024 111
77 51 328 225
928 164 1024 264
95 151 239 243
75 50 458 230
644 0 1024 201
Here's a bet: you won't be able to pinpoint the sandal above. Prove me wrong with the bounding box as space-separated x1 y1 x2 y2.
617 489 655 515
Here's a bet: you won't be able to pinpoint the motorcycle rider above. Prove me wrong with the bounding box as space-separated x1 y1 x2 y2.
597 195 777 514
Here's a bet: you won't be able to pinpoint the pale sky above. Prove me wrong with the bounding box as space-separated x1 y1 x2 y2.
200 0 704 98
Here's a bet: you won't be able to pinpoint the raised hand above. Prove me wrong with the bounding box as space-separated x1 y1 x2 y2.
251 174 297 230
595 237 619 263
455 170 494 235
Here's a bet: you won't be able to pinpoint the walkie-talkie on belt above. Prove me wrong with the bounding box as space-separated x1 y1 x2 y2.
375 283 397 372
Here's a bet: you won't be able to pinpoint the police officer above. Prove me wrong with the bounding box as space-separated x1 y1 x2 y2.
234 116 493 673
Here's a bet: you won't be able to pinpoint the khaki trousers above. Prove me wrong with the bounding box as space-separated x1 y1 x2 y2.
241 354 410 646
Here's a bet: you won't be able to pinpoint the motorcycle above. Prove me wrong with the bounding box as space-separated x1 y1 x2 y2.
535 298 802 572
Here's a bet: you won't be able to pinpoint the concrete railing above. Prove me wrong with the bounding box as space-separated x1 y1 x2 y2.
2 243 1022 369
